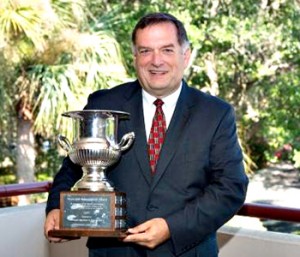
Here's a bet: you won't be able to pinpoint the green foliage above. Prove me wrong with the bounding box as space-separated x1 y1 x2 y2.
99 0 300 170
0 0 299 181
0 173 17 185
0 0 129 183
35 137 64 179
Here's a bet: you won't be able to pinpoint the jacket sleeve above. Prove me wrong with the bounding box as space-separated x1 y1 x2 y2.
45 157 83 215
165 106 248 255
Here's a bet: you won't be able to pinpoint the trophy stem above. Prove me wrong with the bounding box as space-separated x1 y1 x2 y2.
71 166 114 192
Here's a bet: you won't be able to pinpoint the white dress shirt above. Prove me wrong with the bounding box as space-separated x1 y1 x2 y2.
142 84 182 140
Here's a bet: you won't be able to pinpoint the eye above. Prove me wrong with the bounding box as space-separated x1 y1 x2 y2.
162 48 174 55
138 48 152 56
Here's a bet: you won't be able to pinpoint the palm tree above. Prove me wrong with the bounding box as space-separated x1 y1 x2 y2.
0 0 129 196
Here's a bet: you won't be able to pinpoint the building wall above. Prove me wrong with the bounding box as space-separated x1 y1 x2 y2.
0 203 49 257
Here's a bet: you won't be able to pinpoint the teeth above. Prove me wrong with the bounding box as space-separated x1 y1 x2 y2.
150 71 165 74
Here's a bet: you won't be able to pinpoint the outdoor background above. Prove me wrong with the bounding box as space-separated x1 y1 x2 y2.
0 0 299 234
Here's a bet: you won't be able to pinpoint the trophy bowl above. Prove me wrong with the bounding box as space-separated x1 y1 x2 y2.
58 110 135 191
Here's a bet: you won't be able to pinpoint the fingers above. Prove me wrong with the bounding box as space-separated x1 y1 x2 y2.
44 209 66 243
122 218 170 249
48 238 69 243
124 221 153 247
44 209 59 237
127 221 149 234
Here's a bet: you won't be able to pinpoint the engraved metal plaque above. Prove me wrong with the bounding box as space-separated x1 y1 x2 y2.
48 191 127 238
62 193 112 229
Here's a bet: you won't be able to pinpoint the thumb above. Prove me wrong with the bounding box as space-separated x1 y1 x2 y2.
53 215 60 230
127 221 150 234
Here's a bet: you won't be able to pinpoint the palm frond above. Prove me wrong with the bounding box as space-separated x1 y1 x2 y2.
0 2 46 50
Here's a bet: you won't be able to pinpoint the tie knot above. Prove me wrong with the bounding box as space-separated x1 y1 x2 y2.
154 99 164 108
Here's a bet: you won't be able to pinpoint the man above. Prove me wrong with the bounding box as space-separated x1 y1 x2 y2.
44 12 248 257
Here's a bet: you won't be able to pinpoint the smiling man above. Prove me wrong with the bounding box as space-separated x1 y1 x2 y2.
132 20 190 98
45 13 248 257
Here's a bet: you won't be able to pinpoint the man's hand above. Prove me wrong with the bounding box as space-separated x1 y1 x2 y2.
122 218 170 249
44 209 68 243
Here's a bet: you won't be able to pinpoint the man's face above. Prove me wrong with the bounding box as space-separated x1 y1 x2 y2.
133 22 191 98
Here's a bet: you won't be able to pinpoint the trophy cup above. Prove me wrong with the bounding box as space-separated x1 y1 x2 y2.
48 110 135 238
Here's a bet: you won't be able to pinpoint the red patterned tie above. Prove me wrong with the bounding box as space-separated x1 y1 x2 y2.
148 99 166 174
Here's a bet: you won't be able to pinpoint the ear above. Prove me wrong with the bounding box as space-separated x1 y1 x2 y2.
183 47 191 68
133 54 137 70
132 46 137 69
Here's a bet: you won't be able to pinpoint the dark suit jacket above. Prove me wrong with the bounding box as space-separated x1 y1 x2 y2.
46 80 248 257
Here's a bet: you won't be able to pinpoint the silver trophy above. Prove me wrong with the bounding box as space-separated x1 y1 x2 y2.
49 110 135 238
58 110 135 192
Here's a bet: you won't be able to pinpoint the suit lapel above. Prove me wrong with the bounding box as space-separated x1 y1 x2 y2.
122 82 152 185
121 80 195 188
150 82 194 191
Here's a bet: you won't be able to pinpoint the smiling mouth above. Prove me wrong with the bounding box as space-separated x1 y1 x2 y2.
149 70 167 75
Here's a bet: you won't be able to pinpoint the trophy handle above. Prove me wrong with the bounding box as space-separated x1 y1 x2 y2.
118 132 135 152
58 134 72 152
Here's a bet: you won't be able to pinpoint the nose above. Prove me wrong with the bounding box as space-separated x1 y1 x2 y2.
151 50 163 67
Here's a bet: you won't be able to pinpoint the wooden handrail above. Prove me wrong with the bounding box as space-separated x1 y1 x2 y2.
238 203 300 222
0 181 300 223
0 181 52 197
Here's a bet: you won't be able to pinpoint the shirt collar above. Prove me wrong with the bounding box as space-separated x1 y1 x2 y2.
142 82 182 108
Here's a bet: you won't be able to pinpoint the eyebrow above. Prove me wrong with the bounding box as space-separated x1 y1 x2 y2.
161 44 175 48
137 43 175 50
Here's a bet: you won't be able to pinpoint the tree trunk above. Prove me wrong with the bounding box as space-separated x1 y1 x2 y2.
16 117 36 205
204 52 219 96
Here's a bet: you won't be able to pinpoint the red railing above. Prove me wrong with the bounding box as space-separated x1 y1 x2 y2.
0 181 52 197
0 181 300 223
238 203 300 223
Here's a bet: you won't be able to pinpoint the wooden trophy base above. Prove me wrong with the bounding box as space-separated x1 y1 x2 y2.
48 228 127 238
48 191 127 238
